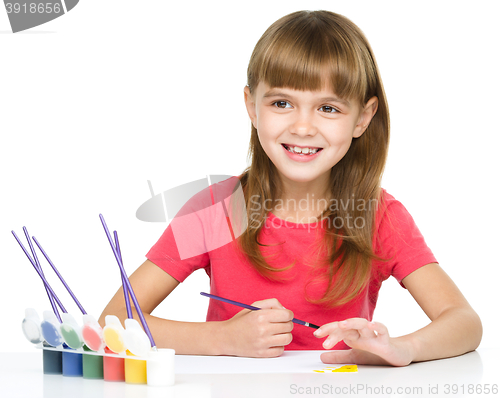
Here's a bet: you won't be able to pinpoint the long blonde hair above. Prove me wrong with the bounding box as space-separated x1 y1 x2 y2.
239 10 390 307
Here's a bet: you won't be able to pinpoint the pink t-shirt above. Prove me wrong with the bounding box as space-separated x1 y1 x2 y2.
146 177 437 350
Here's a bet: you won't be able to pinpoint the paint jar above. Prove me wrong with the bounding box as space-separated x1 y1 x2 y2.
103 315 126 354
82 314 105 352
124 351 147 384
42 342 62 375
41 311 63 347
60 313 84 349
82 345 103 379
123 318 151 357
103 347 125 382
147 348 175 386
22 308 43 344
62 345 83 377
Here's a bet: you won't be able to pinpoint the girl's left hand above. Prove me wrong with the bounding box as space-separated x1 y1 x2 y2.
313 318 413 367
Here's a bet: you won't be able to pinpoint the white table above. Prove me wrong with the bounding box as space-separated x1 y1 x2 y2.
0 349 498 398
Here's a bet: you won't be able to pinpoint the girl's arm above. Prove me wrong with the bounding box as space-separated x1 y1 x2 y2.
315 263 482 366
98 259 294 357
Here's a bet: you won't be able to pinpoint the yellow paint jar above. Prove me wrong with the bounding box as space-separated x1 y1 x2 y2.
124 351 147 384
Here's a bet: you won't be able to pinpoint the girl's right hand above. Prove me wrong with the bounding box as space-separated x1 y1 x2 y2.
219 298 294 358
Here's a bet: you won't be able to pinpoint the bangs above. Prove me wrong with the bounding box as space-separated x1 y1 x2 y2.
248 11 373 104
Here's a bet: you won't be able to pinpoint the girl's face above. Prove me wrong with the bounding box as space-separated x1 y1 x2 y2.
244 82 378 190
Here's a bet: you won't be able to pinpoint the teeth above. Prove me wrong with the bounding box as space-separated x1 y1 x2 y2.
285 145 320 155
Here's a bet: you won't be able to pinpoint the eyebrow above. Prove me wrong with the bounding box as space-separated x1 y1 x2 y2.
263 90 351 107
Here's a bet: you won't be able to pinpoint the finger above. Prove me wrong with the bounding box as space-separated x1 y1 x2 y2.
368 321 389 336
249 311 293 335
323 336 342 350
320 349 354 364
252 298 285 309
320 349 388 365
322 330 349 349
342 329 361 342
313 322 339 338
338 318 376 340
266 320 294 336
323 329 361 349
256 308 294 323
315 324 343 349
367 321 390 343
338 318 370 331
259 346 285 358
357 326 376 339
270 331 293 347
252 333 292 358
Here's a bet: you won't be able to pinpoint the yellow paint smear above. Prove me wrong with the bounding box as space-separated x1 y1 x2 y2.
103 327 125 353
331 365 358 373
313 365 358 373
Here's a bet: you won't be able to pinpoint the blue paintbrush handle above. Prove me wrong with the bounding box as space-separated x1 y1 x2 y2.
200 292 319 329
100 214 157 349
32 236 87 315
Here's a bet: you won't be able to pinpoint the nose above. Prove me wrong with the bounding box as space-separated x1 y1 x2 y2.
289 111 317 137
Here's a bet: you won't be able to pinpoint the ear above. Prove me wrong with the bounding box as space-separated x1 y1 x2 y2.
353 96 378 138
244 85 257 129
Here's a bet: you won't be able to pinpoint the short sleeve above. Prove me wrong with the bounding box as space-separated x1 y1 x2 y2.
374 191 438 287
146 223 210 283
146 176 245 282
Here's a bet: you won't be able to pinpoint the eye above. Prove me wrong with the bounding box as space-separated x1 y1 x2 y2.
273 100 292 109
319 105 338 113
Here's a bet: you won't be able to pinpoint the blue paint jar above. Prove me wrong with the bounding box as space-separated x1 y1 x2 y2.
62 345 83 377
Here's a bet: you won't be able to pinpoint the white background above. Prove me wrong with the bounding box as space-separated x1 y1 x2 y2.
1 1 498 353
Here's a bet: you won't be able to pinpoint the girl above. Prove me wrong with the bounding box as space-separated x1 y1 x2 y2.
99 10 481 366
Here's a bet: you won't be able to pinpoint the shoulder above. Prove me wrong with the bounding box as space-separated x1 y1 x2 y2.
174 175 241 218
373 189 437 277
210 175 243 202
374 189 415 232
373 188 429 255
376 189 399 215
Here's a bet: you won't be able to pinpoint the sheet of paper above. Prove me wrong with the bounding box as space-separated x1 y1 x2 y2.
175 350 357 374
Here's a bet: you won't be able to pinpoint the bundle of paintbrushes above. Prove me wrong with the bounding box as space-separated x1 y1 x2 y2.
12 215 174 386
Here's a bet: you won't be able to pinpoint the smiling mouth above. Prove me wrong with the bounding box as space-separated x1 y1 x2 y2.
282 144 323 155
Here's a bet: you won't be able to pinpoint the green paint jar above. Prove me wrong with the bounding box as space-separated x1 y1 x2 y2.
82 345 103 379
